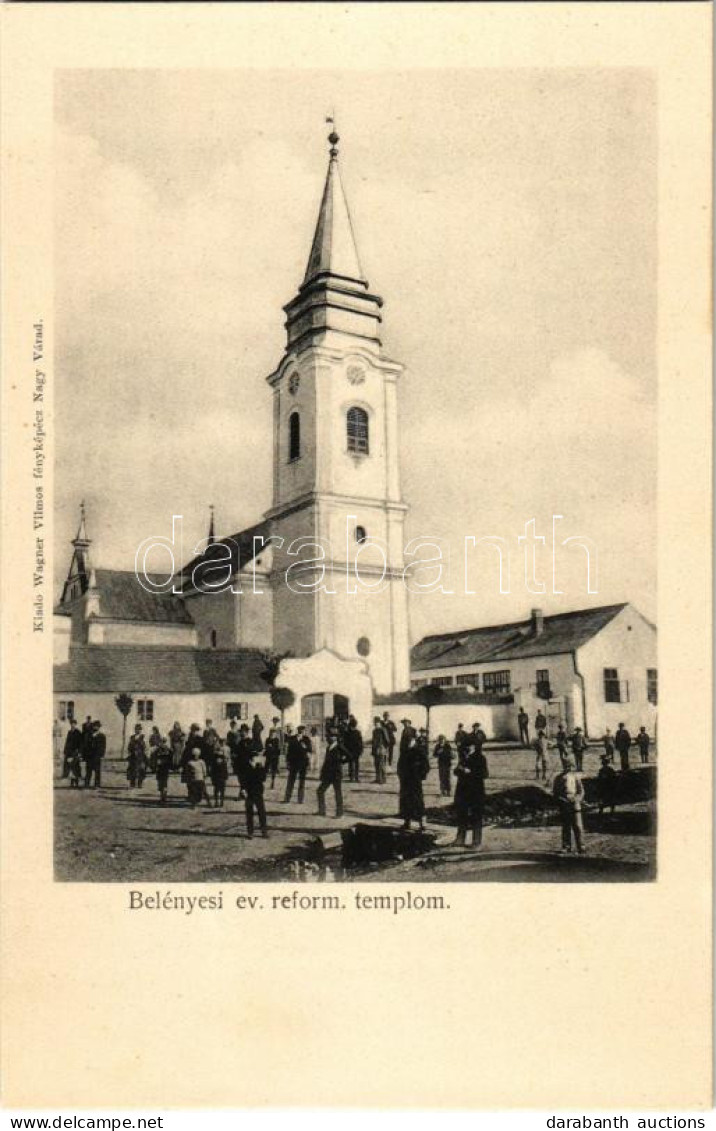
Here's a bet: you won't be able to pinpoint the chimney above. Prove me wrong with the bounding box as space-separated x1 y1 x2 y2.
531 608 544 637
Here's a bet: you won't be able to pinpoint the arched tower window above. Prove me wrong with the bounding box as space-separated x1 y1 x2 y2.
347 406 369 455
355 525 367 544
289 412 301 461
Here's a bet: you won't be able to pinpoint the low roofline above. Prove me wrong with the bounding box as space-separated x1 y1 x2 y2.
416 602 630 646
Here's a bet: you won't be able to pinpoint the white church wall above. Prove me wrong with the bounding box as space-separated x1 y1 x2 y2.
375 701 515 742
184 586 239 648
86 620 198 647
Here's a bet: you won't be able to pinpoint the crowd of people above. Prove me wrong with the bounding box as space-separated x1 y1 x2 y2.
56 708 654 854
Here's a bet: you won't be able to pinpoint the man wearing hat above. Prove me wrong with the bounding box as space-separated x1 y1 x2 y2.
615 723 632 772
570 726 588 772
552 757 585 854
399 718 416 759
597 754 618 816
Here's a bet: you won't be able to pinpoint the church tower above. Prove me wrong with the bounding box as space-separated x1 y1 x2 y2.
264 126 410 695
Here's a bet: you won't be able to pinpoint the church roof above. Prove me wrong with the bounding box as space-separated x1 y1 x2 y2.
304 146 365 286
177 520 269 594
54 645 269 694
411 603 633 671
57 569 194 625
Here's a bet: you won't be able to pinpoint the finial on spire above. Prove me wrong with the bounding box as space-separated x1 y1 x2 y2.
326 113 339 159
207 504 216 546
73 499 89 545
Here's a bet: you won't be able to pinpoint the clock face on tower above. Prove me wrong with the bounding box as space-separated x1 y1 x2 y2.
288 372 300 396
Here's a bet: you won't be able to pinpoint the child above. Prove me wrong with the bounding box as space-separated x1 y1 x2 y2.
244 748 268 838
211 740 229 808
154 739 173 805
69 747 83 789
185 747 211 809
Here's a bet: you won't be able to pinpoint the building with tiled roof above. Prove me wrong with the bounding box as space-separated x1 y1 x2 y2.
410 604 657 739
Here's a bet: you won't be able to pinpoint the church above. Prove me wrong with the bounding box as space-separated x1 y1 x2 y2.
53 128 657 749
55 126 411 744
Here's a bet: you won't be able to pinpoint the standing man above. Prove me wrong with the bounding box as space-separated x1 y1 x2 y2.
168 721 185 771
154 738 173 805
371 716 388 784
397 732 430 831
517 708 530 748
571 726 588 773
317 730 349 818
454 739 489 848
234 725 255 800
382 711 397 767
399 718 416 759
433 734 454 797
345 716 364 783
284 725 309 804
552 757 586 855
533 729 549 783
602 728 615 765
615 723 632 772
555 724 569 769
62 718 82 779
454 723 467 753
264 720 281 789
535 708 547 736
87 720 106 789
635 726 650 764
251 713 264 748
243 748 268 838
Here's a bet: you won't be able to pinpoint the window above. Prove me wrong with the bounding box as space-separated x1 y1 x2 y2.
355 525 367 544
431 676 454 688
603 669 629 703
137 699 154 721
456 674 479 689
289 412 300 461
58 700 75 721
411 678 427 689
483 670 511 695
222 702 248 721
647 668 658 705
536 668 551 698
210 629 217 649
347 406 369 455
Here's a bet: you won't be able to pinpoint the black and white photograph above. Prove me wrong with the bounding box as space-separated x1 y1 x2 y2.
52 68 659 884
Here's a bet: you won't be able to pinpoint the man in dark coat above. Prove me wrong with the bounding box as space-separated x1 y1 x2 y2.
86 721 106 788
399 718 416 758
243 749 268 838
397 734 430 830
615 723 632 771
453 741 489 848
284 726 310 804
62 719 82 779
251 714 264 747
570 726 588 772
317 731 349 817
263 720 281 789
233 726 255 800
517 708 530 747
344 716 364 782
381 711 397 766
371 716 388 784
433 734 454 796
635 726 650 764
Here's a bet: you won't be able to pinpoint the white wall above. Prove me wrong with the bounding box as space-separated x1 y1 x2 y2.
577 605 657 736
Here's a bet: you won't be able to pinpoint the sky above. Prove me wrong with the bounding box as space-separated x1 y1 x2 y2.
54 68 657 642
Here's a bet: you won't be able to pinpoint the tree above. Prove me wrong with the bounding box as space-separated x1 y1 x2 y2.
413 683 445 753
259 651 293 687
115 693 133 756
270 686 295 758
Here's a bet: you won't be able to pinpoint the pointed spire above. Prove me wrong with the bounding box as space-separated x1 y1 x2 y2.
207 504 216 547
73 500 90 547
303 120 365 286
